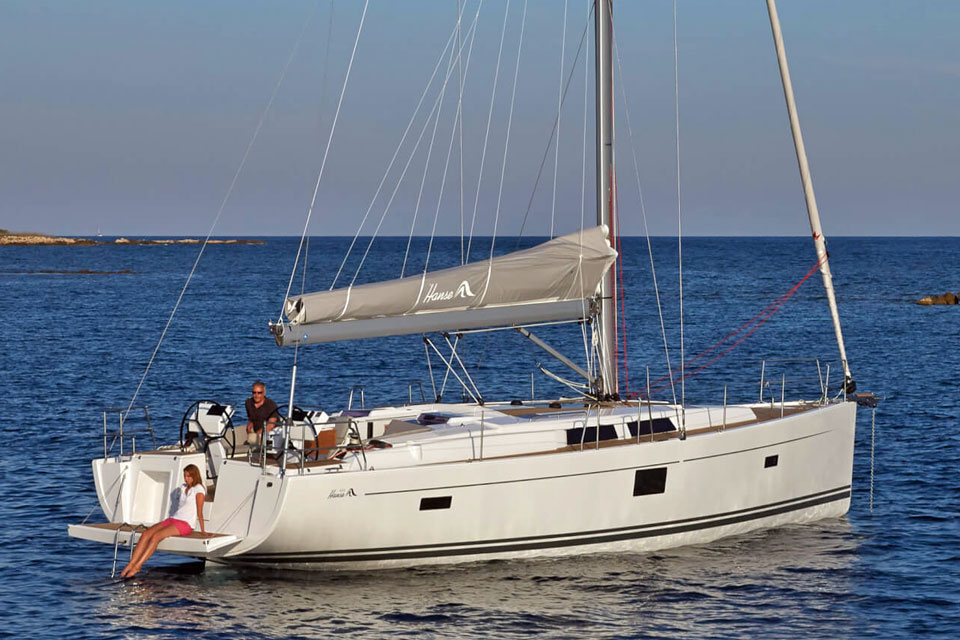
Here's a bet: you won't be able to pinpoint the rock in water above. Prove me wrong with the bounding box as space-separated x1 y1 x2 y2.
917 292 959 305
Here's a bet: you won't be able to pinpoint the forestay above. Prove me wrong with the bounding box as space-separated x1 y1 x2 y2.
272 225 617 346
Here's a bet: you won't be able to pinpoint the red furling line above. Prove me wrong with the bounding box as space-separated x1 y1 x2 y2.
630 255 827 398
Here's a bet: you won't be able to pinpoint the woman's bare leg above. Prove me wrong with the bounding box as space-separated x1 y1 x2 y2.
120 523 162 577
124 525 181 578
120 524 180 578
126 523 164 569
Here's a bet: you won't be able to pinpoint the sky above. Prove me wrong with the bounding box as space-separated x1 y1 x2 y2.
0 0 957 238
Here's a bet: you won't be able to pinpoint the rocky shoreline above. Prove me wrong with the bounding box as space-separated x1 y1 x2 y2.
0 231 265 246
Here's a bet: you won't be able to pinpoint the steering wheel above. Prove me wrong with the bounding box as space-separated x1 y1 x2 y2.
178 400 237 458
275 404 317 457
276 404 311 423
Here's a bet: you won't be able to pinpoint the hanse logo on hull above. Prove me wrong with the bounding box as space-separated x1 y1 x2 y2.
422 280 476 304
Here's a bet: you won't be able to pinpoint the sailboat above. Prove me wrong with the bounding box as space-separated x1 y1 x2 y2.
69 1 871 572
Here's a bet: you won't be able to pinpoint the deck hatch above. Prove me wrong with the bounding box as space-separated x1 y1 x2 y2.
765 455 779 468
420 496 452 511
633 468 667 496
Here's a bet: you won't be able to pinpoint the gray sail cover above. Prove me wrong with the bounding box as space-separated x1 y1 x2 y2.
274 225 617 346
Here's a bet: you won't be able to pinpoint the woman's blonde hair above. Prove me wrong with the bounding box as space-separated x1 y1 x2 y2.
184 464 203 487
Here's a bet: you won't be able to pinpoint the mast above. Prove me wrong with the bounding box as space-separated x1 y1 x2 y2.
766 0 854 391
595 0 617 398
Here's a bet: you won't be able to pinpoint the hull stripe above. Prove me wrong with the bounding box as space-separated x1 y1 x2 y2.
232 485 850 564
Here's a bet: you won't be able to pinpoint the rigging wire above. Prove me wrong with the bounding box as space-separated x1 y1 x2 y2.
611 28 677 405
401 26 462 277
613 171 630 394
462 0 526 377
348 12 482 289
281 0 370 319
465 0 512 264
550 0 569 240
639 256 826 395
613 24 677 404
458 0 466 264
424 337 438 401
424 6 482 276
122 2 319 423
579 0 593 381
539 364 594 399
317 0 336 139
294 0 337 375
438 334 460 400
329 6 481 289
484 0 528 265
513 2 594 245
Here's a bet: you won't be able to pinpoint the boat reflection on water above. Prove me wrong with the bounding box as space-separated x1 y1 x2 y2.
94 519 861 637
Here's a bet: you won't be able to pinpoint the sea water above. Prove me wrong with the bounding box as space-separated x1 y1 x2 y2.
2 236 958 638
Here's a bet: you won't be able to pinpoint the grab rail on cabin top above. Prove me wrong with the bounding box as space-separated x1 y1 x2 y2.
409 382 425 405
347 386 365 411
101 406 156 458
572 405 605 452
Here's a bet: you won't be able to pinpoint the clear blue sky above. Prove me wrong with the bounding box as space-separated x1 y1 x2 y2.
1 1 957 237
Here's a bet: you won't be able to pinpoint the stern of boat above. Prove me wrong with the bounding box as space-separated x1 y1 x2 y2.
91 451 208 525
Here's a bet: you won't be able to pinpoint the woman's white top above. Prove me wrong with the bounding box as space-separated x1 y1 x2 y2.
169 483 206 528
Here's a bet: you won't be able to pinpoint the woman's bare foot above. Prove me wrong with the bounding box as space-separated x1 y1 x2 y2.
120 561 142 579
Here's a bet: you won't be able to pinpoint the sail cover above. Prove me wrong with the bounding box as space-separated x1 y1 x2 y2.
272 225 617 346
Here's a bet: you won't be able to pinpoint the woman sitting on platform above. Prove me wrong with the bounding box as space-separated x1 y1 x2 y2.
120 464 206 578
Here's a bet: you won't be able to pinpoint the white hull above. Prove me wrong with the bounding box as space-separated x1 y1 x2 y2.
71 400 855 571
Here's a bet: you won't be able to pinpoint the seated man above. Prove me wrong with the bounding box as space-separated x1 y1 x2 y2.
245 380 279 446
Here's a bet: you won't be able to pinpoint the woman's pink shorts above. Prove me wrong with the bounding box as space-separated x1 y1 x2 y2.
158 517 193 536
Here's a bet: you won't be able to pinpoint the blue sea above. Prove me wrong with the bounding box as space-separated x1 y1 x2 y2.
2 236 958 638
